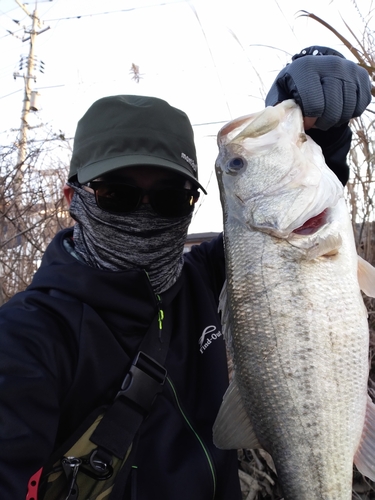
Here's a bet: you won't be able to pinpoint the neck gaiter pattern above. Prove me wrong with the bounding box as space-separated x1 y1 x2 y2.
68 182 192 293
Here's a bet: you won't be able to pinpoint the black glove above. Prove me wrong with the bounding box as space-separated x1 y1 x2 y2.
265 46 372 130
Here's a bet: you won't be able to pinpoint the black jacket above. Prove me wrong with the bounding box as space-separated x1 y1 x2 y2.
307 122 352 186
0 229 241 500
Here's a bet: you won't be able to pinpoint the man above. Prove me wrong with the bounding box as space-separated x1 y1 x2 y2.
0 46 371 499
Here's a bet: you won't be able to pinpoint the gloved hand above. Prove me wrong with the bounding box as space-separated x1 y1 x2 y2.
265 46 372 130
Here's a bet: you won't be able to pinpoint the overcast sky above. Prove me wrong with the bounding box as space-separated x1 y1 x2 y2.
0 0 372 233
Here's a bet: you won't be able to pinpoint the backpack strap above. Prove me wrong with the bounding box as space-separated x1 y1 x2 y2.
87 302 172 474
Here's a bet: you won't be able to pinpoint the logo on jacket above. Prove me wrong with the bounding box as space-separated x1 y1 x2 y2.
199 325 222 354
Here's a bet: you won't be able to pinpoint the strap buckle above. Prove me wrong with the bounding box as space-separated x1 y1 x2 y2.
116 351 167 413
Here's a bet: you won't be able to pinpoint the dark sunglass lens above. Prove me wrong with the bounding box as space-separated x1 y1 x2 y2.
91 182 199 217
151 189 199 217
95 184 141 213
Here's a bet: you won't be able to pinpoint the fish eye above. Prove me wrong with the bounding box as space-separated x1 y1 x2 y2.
226 157 246 174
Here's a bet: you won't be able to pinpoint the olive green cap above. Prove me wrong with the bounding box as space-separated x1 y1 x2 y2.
68 95 206 193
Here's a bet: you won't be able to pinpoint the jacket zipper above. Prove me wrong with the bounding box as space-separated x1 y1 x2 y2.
166 376 217 499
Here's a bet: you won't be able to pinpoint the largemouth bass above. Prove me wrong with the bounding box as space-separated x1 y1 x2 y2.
213 99 375 499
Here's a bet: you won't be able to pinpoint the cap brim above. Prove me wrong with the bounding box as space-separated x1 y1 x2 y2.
76 154 207 194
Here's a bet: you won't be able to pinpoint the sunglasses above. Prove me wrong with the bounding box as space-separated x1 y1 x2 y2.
86 180 200 218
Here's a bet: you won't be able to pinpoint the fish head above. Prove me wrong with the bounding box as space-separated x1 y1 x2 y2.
215 100 344 239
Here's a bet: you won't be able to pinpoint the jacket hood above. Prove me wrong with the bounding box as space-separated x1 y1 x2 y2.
28 228 158 312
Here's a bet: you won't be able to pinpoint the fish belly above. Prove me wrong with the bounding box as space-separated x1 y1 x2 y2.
225 220 369 500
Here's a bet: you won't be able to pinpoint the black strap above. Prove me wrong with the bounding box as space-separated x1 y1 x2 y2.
89 305 172 463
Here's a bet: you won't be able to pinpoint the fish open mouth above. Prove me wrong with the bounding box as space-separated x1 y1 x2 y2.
292 209 328 235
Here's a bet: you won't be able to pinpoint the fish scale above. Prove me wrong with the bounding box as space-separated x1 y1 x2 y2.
214 100 375 499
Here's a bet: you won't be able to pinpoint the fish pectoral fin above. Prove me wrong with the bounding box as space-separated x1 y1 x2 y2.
358 256 375 298
354 396 375 481
213 378 261 450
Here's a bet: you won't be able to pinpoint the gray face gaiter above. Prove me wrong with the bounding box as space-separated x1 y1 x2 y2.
68 182 192 293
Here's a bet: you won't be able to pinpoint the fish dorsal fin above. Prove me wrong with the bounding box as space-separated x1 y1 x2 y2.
354 396 375 480
358 256 375 298
213 378 261 450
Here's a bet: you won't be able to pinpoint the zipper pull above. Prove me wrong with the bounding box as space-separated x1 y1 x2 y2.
62 456 81 500
156 294 164 341
158 308 164 331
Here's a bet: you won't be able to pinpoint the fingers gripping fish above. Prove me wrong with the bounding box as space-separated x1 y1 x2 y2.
213 99 375 499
